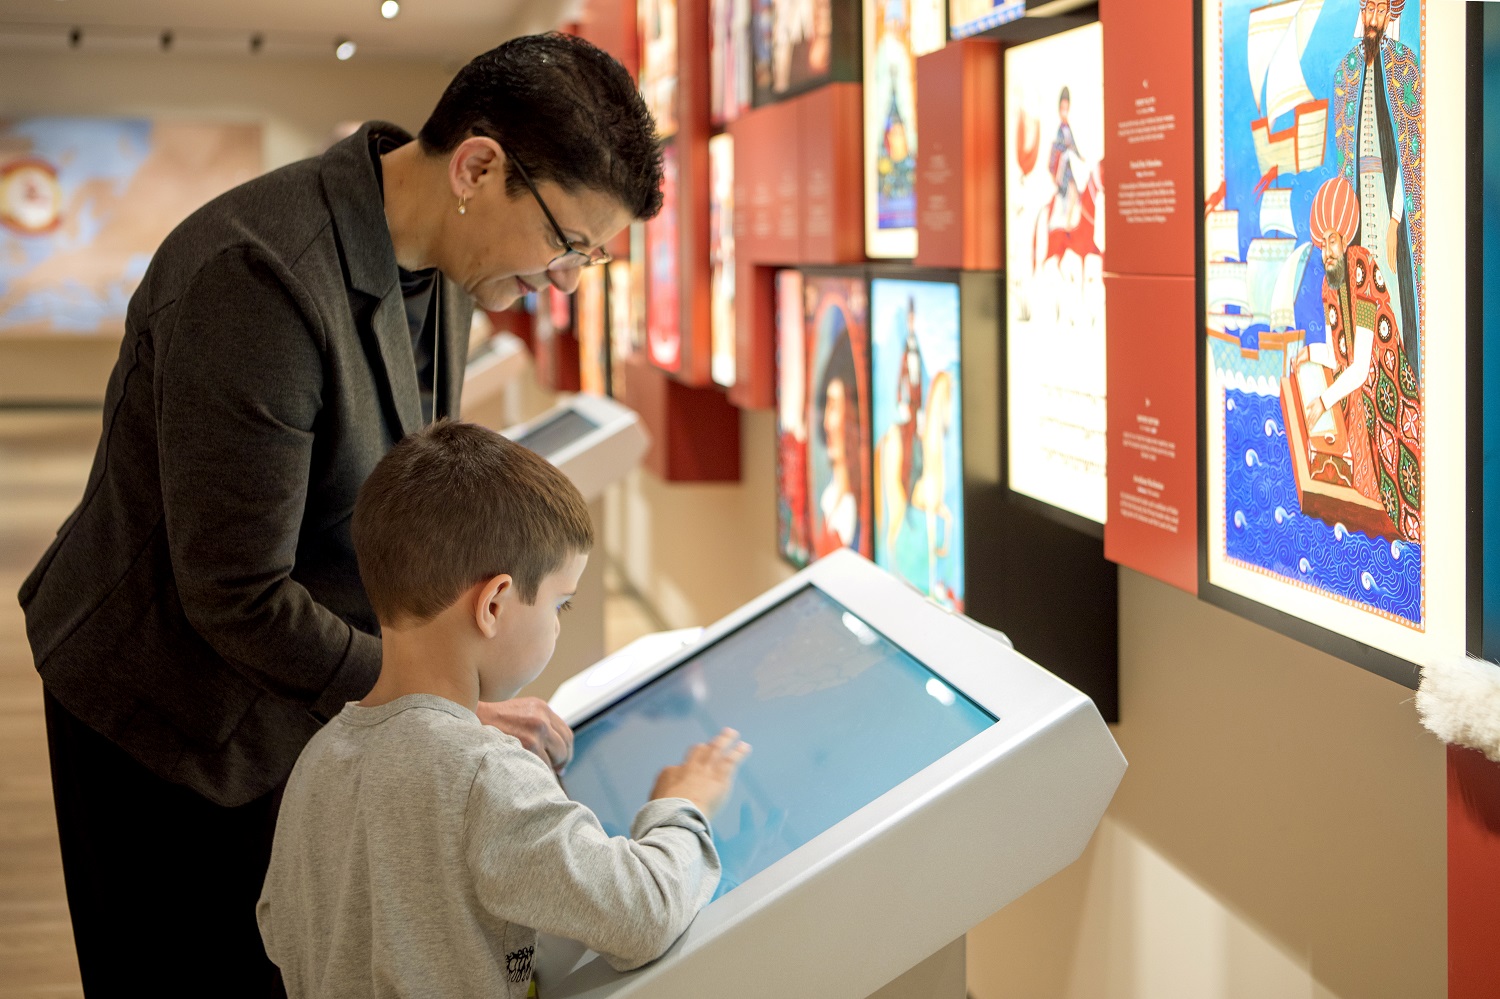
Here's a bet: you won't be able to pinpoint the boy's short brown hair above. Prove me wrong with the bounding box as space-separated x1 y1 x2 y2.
352 421 594 626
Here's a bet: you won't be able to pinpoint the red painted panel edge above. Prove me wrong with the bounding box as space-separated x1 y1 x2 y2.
1450 745 1500 999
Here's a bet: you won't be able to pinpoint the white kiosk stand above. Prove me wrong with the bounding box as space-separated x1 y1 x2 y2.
502 394 650 695
461 331 531 429
536 549 1126 999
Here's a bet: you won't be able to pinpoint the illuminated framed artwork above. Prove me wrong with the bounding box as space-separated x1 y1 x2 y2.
646 145 682 373
1003 22 1107 532
709 133 737 387
804 270 873 558
870 276 964 610
607 260 633 401
712 0 752 124
910 0 947 56
640 0 680 138
751 0 862 107
1199 0 1477 685
947 0 1024 40
863 0 919 258
776 269 812 568
629 221 648 357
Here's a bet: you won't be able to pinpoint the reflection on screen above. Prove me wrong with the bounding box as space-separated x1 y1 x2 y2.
512 409 599 457
563 587 995 900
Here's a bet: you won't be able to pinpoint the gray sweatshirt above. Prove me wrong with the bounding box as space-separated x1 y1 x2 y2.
257 694 720 998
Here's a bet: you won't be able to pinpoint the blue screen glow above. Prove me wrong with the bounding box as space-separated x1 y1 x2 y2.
562 586 995 900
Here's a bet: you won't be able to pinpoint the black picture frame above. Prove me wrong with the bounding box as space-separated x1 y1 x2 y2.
1482 6 1500 663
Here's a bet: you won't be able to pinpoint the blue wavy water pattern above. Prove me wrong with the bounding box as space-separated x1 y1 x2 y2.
1223 389 1422 625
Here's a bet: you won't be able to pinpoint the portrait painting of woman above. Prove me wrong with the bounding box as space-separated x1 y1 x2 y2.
805 274 872 558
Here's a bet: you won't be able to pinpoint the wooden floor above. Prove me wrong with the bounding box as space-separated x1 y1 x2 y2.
0 410 95 998
0 409 658 996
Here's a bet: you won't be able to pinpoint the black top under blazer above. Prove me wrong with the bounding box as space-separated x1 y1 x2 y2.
19 122 473 807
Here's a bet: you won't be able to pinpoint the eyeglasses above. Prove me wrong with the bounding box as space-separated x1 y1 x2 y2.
508 157 612 274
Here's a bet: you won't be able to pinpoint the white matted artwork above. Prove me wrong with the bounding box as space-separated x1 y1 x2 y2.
863 0 919 259
709 133 736 387
1199 0 1471 681
1003 23 1107 526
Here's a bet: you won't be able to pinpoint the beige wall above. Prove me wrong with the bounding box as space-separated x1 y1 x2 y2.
967 569 1444 999
0 49 453 169
603 408 796 628
606 414 1446 999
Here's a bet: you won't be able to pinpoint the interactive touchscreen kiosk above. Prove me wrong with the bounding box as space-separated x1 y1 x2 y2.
536 549 1126 999
502 393 649 504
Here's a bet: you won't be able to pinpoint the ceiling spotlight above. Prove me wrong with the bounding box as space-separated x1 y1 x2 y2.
381 1 400 19
335 38 357 60
160 30 173 51
68 26 82 48
249 32 264 54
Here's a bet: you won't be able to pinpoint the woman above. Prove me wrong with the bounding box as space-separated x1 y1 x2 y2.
19 33 663 997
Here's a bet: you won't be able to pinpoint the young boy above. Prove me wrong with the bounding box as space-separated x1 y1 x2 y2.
257 421 749 997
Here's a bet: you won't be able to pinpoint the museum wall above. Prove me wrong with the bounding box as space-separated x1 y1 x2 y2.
604 426 1446 999
0 17 1453 997
603 408 795 627
0 48 453 170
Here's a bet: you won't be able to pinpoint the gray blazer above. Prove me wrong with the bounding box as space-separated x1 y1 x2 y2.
19 122 473 807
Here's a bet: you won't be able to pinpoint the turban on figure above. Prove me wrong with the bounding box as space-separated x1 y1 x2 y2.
1309 176 1359 248
1389 0 1404 17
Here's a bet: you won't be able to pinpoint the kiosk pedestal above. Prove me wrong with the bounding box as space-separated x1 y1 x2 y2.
871 939 965 999
536 550 1125 999
460 332 531 429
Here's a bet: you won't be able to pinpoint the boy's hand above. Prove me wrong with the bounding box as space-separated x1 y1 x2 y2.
477 698 574 774
651 728 751 820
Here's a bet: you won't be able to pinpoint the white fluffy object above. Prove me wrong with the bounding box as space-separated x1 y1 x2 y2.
1417 655 1500 763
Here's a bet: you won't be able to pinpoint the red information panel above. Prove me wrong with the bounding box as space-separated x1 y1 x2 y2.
797 83 866 265
914 38 1000 272
1100 0 1194 277
1450 747 1500 999
730 99 801 265
1103 274 1196 593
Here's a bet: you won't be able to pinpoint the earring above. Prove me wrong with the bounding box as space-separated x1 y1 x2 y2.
458 196 467 216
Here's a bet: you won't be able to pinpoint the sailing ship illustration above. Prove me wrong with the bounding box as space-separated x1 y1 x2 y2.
1247 0 1328 183
1205 0 1326 377
1208 0 1401 539
1204 203 1313 373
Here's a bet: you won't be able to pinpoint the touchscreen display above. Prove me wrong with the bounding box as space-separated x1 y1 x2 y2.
512 409 599 457
563 586 994 900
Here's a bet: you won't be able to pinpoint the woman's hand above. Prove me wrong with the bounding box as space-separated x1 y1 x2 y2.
477 698 574 774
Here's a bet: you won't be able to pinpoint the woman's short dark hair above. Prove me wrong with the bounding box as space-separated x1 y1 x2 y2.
419 33 664 220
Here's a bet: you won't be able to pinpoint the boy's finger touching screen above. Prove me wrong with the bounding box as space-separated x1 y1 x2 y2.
650 727 751 819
